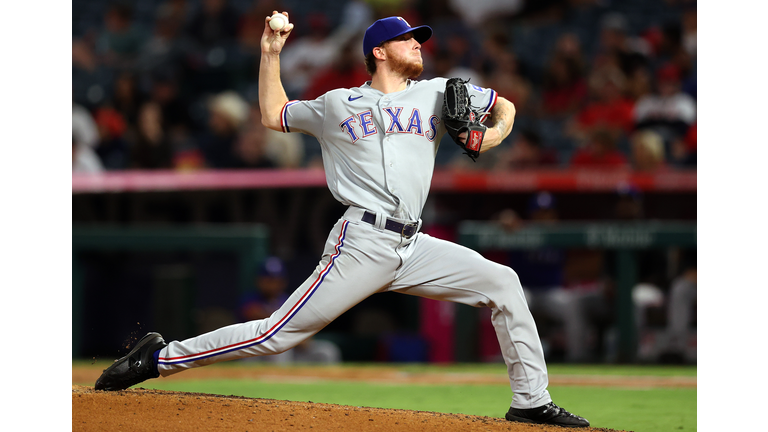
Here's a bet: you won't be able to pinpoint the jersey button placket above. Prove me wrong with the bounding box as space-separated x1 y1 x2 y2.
383 135 396 195
380 96 397 196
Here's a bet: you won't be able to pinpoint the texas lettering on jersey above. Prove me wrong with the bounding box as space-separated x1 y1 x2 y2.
339 107 440 144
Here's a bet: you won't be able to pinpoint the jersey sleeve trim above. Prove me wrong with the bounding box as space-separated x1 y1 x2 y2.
480 90 498 123
281 100 301 133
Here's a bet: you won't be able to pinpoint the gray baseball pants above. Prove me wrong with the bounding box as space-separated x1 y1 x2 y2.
157 206 552 409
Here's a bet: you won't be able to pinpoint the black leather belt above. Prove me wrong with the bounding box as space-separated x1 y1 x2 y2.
361 211 419 239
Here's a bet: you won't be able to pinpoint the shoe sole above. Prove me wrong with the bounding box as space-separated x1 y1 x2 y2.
505 414 587 428
96 332 163 390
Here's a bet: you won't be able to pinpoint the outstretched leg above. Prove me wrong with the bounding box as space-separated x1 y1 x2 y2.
96 218 403 388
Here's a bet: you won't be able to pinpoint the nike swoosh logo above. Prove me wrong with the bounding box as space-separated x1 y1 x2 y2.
348 95 363 101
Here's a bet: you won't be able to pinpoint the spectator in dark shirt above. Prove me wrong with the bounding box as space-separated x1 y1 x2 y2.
658 20 694 81
484 49 534 116
508 192 566 296
198 91 249 168
111 72 141 127
614 183 644 220
137 3 192 76
148 70 192 132
186 0 239 48
72 38 114 109
240 256 290 322
131 102 174 169
239 256 342 364
234 108 278 169
96 2 147 69
593 12 650 78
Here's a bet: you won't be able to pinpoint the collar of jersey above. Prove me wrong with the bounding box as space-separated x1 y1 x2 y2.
361 79 414 96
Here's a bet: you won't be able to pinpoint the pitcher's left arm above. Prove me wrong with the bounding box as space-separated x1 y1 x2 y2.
479 96 515 154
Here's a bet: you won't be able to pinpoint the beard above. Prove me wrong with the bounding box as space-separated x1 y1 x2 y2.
388 51 424 79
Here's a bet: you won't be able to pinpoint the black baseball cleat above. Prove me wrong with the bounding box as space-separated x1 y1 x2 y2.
506 402 590 428
95 332 167 391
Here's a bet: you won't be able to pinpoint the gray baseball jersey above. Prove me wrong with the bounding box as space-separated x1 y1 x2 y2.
156 78 553 409
280 78 497 221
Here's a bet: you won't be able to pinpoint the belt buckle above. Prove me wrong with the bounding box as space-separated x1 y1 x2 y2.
401 223 417 239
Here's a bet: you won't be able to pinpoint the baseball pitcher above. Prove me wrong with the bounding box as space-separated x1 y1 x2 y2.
96 13 589 428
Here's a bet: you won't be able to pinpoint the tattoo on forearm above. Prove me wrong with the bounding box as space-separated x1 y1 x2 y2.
486 101 515 145
493 112 509 134
495 118 508 134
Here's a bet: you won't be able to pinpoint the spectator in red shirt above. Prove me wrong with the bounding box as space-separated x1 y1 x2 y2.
570 128 629 168
567 65 635 143
93 106 130 169
541 33 588 118
671 122 696 167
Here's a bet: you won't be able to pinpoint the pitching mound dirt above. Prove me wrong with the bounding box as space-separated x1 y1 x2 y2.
72 385 626 431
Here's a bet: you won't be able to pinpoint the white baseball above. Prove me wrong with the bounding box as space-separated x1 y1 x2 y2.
269 14 287 31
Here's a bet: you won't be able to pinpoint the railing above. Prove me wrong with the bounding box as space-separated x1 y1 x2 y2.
73 168 697 194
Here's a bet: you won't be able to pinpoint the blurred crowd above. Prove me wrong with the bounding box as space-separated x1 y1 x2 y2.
473 189 696 364
72 0 697 173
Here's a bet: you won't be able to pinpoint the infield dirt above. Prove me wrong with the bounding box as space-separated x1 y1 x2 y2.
73 363 686 431
72 385 627 431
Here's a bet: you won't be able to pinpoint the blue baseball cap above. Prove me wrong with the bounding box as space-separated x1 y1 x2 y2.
616 182 642 200
363 16 432 57
258 256 286 278
528 191 556 214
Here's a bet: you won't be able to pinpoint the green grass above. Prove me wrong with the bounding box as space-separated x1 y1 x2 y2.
75 363 696 432
353 362 697 377
546 364 697 377
73 359 697 378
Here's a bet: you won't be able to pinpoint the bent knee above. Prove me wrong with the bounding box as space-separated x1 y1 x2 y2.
494 265 522 288
482 265 523 293
484 265 527 304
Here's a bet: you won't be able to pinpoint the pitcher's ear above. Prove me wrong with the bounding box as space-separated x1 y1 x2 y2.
372 46 387 61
